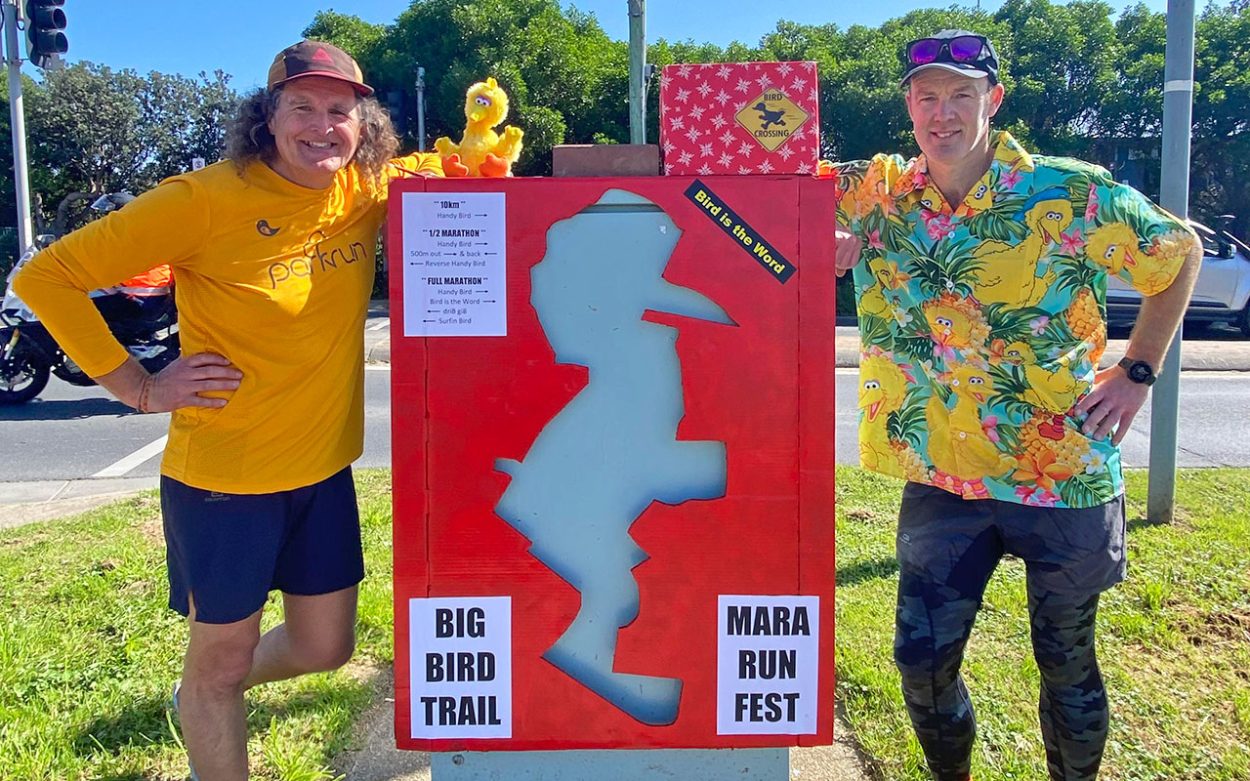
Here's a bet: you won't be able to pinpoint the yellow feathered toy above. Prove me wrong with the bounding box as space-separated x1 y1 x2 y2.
435 77 524 177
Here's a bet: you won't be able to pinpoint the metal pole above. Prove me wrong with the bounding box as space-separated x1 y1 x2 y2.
4 0 33 251
627 0 646 144
1147 0 1195 524
416 65 427 152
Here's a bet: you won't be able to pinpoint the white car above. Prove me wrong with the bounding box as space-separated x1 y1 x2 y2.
1106 217 1250 336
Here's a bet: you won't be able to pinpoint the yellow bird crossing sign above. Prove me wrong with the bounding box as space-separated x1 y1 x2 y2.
735 90 811 152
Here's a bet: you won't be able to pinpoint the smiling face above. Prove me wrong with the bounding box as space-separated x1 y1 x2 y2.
266 77 362 189
905 69 1003 176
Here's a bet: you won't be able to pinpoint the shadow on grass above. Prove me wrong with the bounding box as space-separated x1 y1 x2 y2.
72 674 377 764
837 556 899 587
71 693 178 759
1126 513 1172 533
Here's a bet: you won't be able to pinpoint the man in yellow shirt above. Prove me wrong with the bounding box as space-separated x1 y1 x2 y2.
14 40 442 780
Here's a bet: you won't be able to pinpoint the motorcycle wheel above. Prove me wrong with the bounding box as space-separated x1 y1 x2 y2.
0 344 51 404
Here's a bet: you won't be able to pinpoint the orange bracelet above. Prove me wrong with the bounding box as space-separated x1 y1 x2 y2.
136 374 153 413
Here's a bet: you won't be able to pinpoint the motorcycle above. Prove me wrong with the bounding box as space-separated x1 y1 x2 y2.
0 193 180 404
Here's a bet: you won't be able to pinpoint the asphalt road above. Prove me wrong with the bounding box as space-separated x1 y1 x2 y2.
2 364 1248 488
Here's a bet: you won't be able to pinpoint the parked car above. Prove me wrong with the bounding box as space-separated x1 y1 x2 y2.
1106 215 1250 335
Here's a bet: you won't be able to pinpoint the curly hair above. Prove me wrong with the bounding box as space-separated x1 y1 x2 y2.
224 85 399 184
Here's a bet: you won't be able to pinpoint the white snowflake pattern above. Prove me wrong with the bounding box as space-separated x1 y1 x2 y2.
662 140 675 154
809 90 819 104
698 164 713 175
735 78 751 93
719 129 736 146
690 105 706 121
685 126 702 143
716 64 733 80
790 77 807 93
675 87 691 104
669 115 685 131
660 75 671 90
718 152 735 167
778 62 793 77
711 114 727 129
755 74 772 89
678 64 693 78
778 145 794 161
697 80 713 98
715 90 732 106
738 165 753 175
796 161 814 174
738 141 755 157
758 160 775 174
678 150 694 165
665 163 676 174
700 142 714 157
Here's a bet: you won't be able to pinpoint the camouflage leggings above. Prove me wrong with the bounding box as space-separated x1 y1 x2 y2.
894 483 1123 781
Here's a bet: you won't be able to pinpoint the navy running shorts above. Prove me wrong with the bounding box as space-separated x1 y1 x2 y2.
160 467 365 624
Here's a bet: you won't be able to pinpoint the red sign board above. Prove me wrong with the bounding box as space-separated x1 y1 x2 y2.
659 61 820 176
388 175 836 751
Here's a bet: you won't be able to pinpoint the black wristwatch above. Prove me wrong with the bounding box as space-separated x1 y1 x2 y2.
1118 357 1157 386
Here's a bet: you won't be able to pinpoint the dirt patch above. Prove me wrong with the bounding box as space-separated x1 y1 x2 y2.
329 663 431 781
1178 605 1250 647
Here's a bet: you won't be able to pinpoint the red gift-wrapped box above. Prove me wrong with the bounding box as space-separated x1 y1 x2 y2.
659 61 820 176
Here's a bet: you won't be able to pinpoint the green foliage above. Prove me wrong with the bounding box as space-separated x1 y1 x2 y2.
0 63 236 236
306 0 628 176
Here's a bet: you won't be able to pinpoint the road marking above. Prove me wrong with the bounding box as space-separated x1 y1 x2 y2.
92 435 168 478
367 319 390 331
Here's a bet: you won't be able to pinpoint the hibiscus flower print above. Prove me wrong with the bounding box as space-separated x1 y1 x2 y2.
924 212 954 241
1014 485 1060 507
1059 230 1084 256
1085 182 1100 224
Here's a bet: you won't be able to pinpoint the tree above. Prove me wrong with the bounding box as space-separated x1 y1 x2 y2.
2 62 237 235
305 0 629 175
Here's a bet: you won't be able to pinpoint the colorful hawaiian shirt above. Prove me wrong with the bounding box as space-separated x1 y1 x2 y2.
832 132 1192 508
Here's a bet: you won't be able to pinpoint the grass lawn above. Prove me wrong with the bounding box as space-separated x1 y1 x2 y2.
0 467 1247 779
836 466 1250 780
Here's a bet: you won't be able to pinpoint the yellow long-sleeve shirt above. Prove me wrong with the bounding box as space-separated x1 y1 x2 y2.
14 153 442 493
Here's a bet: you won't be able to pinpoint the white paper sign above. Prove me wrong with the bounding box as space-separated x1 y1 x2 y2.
716 595 820 735
401 192 507 337
409 596 512 739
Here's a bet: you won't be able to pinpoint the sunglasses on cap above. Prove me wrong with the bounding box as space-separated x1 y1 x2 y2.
906 35 992 67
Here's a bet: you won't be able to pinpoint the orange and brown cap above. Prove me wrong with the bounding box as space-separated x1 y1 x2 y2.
267 40 374 97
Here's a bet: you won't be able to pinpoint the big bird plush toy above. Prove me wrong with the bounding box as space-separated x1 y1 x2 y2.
435 77 524 177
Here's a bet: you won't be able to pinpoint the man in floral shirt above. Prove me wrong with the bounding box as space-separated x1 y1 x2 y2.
829 29 1201 781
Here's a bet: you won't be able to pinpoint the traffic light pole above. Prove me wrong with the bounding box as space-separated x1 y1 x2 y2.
3 0 33 252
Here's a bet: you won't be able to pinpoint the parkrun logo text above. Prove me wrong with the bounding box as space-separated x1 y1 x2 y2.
267 230 370 288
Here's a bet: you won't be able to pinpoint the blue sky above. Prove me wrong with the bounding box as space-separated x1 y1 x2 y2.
55 0 1169 91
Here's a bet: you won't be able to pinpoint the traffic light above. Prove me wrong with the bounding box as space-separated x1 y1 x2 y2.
25 0 68 69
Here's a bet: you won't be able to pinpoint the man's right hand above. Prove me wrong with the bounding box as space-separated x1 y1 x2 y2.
146 353 242 412
835 227 863 277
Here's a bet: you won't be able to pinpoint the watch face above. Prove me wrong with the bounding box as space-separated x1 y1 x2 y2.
1129 362 1153 383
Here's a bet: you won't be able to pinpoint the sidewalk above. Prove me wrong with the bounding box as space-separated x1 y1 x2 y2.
368 301 1250 371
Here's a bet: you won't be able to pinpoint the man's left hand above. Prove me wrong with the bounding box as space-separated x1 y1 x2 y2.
1074 366 1150 445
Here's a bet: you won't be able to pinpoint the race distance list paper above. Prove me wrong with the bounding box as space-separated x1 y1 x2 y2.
401 192 507 337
